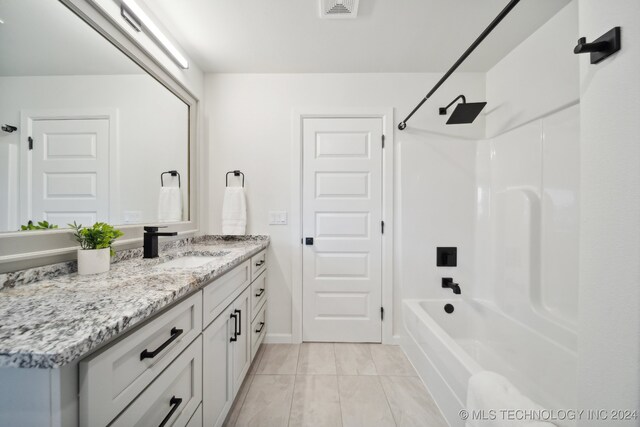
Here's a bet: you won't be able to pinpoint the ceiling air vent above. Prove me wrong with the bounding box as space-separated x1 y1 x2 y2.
320 0 359 19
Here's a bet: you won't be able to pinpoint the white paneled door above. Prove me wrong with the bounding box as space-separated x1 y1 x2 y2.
302 117 383 343
28 118 110 227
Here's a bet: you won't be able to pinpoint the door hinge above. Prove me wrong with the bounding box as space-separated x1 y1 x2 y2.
382 134 385 148
28 136 33 150
381 307 384 321
381 221 385 234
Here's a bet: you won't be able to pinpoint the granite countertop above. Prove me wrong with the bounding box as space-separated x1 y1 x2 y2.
0 235 269 369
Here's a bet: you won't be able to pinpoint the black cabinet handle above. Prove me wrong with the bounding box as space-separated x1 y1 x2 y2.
230 313 238 342
255 288 265 297
140 327 183 360
235 309 242 336
255 322 265 333
159 396 182 427
255 260 265 267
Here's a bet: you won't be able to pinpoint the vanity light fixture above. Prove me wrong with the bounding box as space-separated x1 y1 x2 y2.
121 0 189 69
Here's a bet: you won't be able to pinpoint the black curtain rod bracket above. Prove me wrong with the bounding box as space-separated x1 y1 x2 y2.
398 0 521 130
574 27 621 64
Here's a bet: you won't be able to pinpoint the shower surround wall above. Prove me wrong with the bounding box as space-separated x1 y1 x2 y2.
479 1 580 326
476 0 580 404
476 104 580 342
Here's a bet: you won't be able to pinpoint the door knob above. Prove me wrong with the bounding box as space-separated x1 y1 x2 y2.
305 237 314 245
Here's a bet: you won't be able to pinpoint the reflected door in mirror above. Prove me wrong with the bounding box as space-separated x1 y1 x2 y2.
28 117 111 227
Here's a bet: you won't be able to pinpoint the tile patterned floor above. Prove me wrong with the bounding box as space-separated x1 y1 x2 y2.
224 343 448 427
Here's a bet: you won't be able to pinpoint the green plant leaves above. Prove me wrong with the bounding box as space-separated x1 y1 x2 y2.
68 221 124 256
20 220 58 230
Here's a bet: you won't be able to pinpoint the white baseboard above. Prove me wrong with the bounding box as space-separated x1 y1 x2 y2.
264 333 293 344
263 333 401 345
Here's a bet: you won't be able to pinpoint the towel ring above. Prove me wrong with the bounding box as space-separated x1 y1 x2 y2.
161 170 181 188
226 170 245 187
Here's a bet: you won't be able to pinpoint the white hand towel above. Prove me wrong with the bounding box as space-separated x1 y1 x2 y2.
158 187 183 222
222 187 247 235
466 371 555 427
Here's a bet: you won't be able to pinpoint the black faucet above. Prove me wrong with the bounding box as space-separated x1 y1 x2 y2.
442 277 461 294
143 226 178 258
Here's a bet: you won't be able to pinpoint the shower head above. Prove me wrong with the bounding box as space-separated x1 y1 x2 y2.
439 95 487 125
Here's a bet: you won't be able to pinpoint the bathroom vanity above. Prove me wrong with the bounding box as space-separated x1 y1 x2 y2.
0 236 269 427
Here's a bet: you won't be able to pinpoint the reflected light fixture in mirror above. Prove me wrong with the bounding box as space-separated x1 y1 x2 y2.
121 0 189 69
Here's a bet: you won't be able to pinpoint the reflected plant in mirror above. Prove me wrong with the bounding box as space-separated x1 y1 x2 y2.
20 220 58 231
0 0 189 233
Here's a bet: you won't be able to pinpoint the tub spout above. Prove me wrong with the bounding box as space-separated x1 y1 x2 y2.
442 277 461 294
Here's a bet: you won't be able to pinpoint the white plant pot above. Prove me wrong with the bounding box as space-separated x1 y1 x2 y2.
77 248 111 275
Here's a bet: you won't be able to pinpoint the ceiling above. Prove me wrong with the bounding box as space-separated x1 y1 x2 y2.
0 0 143 76
145 0 571 73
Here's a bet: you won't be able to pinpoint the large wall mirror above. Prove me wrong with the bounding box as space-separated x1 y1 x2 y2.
0 0 190 234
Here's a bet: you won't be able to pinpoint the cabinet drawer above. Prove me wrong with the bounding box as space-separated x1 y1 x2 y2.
111 336 203 427
203 260 251 328
251 303 266 361
250 250 266 281
79 292 202 427
250 271 267 321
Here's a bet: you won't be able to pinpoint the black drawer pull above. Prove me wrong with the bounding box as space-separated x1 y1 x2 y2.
235 309 242 336
159 396 182 427
140 327 183 360
230 313 238 342
255 260 265 267
255 322 265 334
255 288 265 297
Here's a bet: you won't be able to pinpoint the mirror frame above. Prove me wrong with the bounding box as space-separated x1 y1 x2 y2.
0 0 200 273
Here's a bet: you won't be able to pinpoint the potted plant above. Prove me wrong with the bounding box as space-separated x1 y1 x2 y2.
69 222 124 275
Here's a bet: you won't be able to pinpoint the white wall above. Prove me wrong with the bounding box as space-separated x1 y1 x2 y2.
486 1 579 138
0 74 188 231
204 73 485 341
577 0 640 422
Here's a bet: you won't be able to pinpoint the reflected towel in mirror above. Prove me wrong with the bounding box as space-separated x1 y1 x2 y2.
158 187 182 222
222 187 246 235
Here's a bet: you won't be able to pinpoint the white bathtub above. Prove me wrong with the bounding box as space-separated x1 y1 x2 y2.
401 298 577 426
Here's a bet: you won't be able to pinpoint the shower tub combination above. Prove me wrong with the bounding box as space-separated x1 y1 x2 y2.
401 298 577 427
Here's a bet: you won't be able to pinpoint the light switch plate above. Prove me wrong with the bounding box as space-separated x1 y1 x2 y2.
269 210 288 225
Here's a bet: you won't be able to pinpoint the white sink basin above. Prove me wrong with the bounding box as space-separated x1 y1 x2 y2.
155 256 217 270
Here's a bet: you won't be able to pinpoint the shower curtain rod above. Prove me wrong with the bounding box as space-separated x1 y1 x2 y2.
398 0 521 130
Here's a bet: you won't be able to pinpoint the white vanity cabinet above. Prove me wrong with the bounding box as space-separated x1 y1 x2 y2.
109 336 203 427
0 249 268 427
202 250 266 427
202 304 235 427
230 286 252 393
202 286 251 427
79 292 203 427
